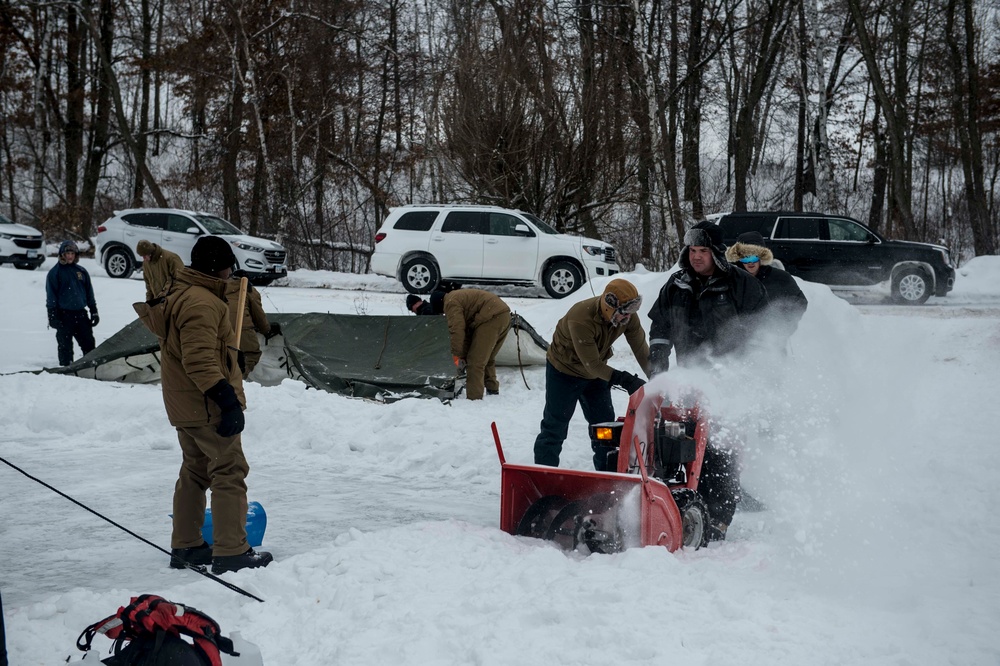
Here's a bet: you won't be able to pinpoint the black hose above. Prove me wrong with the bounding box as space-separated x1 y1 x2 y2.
0 455 264 603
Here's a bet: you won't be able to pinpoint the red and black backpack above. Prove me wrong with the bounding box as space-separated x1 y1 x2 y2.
76 594 238 666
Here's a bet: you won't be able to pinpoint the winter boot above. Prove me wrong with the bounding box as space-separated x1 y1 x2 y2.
705 520 728 543
169 541 213 569
487 389 499 396
211 548 274 574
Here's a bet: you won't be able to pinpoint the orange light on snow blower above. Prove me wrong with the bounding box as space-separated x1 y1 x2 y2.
594 427 615 441
589 421 623 446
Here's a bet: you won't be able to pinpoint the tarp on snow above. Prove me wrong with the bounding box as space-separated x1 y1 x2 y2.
48 312 549 402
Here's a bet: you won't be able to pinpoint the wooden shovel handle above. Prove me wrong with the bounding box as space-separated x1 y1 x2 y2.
233 276 248 347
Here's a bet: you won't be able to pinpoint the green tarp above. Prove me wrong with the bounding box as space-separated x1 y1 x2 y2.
49 312 549 403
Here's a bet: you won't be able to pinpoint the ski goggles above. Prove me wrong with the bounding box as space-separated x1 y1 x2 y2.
605 292 643 317
738 255 760 264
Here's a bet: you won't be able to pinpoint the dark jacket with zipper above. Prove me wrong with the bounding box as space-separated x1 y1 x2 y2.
159 267 245 427
648 255 768 368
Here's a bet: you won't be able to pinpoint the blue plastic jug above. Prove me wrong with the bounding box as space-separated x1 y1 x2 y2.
200 501 266 547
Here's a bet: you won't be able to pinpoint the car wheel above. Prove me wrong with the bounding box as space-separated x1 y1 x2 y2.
104 247 135 279
543 261 583 298
14 262 38 270
401 257 439 294
892 268 931 305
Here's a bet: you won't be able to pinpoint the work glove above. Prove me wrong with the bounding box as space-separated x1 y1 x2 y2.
204 379 245 437
89 309 100 327
649 343 670 376
47 308 60 329
609 369 646 395
264 322 281 340
454 356 467 373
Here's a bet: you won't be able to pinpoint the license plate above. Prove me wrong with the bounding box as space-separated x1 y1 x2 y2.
271 265 286 272
27 249 37 258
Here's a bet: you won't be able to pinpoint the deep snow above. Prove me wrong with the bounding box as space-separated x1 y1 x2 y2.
2 256 999 665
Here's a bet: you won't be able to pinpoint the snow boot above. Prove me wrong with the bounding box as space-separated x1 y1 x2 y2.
169 542 212 569
705 520 728 543
211 548 273 574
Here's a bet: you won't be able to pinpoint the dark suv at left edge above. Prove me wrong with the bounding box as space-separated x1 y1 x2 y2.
713 211 955 304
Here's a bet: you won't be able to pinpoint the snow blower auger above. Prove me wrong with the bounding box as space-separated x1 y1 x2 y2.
493 385 712 554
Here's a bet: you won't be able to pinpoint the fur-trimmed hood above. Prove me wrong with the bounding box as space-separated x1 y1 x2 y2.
725 241 774 266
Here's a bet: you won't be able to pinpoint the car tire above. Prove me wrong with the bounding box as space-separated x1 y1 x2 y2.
892 267 931 305
543 261 583 298
14 262 38 270
401 257 439 294
104 246 135 279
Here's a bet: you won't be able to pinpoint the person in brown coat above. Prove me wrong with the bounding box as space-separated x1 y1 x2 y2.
137 240 184 301
159 235 272 575
533 279 650 469
407 288 511 400
226 273 277 379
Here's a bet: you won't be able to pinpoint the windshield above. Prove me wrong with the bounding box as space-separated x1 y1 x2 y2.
195 214 242 235
523 212 559 235
0 213 13 225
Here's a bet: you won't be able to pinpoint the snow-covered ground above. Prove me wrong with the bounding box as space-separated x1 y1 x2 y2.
2 256 999 665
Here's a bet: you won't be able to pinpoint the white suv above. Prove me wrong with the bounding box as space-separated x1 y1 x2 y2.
0 212 45 270
96 208 288 285
370 205 620 298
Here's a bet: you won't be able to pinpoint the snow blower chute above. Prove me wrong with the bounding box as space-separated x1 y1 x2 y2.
493 386 711 553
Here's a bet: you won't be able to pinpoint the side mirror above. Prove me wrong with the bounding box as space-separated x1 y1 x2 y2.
186 227 201 235
514 223 533 237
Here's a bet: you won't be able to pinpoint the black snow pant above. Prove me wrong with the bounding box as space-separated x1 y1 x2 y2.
533 361 615 469
54 309 95 366
699 445 741 526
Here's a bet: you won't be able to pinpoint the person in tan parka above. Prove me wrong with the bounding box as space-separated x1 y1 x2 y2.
407 288 511 400
533 279 650 469
136 240 184 301
159 235 272 575
226 274 277 379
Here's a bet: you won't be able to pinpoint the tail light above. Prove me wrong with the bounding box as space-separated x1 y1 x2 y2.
375 232 386 243
97 225 107 233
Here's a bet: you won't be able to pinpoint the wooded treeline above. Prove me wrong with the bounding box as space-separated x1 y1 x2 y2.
1 0 998 271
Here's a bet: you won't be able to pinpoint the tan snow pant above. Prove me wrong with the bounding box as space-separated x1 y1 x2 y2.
171 424 250 557
464 311 511 400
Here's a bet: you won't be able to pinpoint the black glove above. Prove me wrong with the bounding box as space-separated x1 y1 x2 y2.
610 369 646 395
47 308 60 329
649 343 670 376
236 350 246 374
264 322 281 340
89 309 100 327
204 379 245 437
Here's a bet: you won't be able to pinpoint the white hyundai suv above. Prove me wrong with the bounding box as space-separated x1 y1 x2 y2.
96 208 288 285
0 212 45 270
370 205 620 298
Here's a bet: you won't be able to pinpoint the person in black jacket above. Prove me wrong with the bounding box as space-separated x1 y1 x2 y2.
647 221 768 373
726 231 808 353
45 241 98 366
647 221 768 542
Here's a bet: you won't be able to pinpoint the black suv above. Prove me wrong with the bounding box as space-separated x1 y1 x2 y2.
713 211 955 304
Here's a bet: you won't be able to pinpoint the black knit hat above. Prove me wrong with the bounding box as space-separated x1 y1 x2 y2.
406 294 422 311
190 236 236 274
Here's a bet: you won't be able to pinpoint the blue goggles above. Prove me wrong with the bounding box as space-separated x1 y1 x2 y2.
739 255 760 264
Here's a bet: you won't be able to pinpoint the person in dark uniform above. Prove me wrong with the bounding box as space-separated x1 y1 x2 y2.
45 241 98 366
647 221 768 542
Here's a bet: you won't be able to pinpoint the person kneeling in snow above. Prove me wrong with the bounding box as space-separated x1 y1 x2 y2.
407 288 511 400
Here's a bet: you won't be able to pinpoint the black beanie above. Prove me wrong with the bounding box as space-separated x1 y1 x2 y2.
190 236 236 274
406 294 422 311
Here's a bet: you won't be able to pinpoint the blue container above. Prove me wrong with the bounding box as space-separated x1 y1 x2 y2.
200 501 266 547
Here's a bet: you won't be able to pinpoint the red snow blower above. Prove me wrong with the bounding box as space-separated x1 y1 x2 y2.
493 385 711 553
